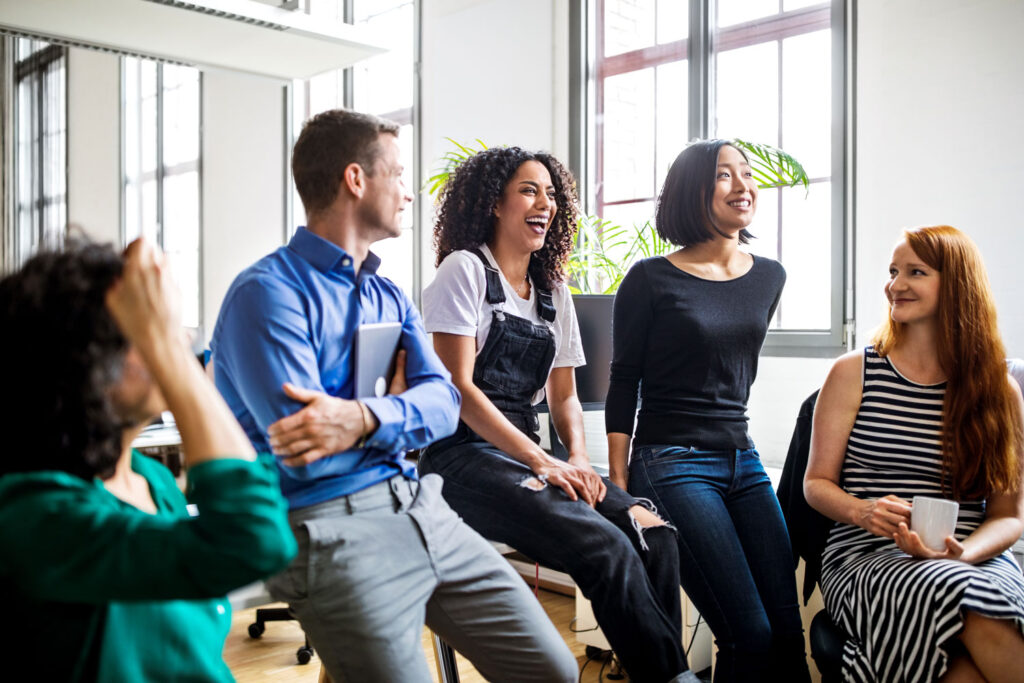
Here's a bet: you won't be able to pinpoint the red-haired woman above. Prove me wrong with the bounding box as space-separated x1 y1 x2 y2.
806 225 1024 681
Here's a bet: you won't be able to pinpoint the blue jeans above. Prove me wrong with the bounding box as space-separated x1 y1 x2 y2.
421 436 689 683
629 445 810 683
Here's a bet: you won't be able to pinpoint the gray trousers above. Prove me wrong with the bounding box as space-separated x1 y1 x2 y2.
266 473 577 682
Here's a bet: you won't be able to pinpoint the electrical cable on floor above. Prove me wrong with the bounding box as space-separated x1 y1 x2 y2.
577 645 605 683
684 614 703 659
568 616 599 633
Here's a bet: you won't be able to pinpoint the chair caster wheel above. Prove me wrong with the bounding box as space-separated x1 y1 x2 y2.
248 622 265 639
296 645 314 665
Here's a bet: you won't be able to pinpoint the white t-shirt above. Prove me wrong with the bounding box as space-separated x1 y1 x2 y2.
423 245 586 404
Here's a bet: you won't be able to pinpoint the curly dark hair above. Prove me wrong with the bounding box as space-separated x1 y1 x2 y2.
433 147 580 290
0 240 127 480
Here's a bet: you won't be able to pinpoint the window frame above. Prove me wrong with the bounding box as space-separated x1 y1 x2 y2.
9 38 67 267
572 0 851 356
119 57 204 337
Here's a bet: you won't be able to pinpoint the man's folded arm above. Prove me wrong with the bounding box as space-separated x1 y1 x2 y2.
213 279 325 441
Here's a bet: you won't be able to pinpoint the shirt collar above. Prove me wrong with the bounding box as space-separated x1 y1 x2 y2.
289 226 381 277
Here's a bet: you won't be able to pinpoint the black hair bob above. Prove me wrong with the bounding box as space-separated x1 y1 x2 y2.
655 139 754 247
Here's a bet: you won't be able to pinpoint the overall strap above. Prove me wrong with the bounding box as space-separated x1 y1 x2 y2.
468 248 506 305
469 247 557 323
535 288 556 323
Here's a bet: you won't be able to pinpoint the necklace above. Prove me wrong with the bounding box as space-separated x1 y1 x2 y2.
513 274 530 299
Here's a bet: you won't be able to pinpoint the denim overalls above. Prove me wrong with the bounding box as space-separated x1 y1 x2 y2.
466 247 556 440
420 248 690 682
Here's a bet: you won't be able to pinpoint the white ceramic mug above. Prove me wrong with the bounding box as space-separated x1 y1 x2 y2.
911 496 959 551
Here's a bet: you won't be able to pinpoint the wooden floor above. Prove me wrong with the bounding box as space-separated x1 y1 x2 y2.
223 590 633 683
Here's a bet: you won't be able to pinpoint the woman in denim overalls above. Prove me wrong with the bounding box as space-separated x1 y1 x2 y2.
420 147 699 683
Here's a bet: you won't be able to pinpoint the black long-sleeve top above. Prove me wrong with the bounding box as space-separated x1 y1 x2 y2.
605 255 785 449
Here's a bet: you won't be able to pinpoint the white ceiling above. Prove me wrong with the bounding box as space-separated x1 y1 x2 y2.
0 0 390 80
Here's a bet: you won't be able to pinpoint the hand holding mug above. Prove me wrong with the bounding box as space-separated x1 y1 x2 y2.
894 521 964 560
856 494 912 538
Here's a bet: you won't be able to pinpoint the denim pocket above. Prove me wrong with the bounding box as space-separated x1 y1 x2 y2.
635 444 696 464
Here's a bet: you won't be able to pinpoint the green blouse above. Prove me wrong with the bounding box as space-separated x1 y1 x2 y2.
0 451 296 681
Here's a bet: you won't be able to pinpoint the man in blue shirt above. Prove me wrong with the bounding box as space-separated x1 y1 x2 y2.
210 110 576 682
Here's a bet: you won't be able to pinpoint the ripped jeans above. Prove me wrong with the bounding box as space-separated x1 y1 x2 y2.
420 430 689 683
629 445 810 683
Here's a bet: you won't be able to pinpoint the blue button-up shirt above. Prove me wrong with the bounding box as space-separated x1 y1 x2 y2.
210 227 461 509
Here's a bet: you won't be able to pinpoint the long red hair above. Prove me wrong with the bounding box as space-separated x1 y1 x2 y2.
873 225 1023 499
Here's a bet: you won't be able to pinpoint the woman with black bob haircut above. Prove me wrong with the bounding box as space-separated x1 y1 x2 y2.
421 146 698 683
0 238 295 681
655 139 755 247
606 139 810 682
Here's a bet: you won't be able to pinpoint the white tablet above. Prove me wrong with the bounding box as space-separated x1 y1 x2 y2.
353 322 402 398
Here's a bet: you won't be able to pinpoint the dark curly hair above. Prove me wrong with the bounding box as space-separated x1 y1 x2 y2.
433 147 580 290
0 240 127 480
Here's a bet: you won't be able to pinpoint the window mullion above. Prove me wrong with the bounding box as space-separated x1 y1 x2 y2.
156 64 164 250
34 58 44 248
343 0 354 107
689 0 712 141
775 37 784 325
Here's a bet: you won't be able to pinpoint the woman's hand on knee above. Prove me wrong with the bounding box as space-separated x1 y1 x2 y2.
567 454 608 505
893 522 965 560
533 457 603 506
856 494 912 538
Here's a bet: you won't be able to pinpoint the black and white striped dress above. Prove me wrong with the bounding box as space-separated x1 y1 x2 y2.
821 347 1024 682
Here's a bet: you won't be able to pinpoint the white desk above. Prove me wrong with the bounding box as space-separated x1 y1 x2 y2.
132 423 184 475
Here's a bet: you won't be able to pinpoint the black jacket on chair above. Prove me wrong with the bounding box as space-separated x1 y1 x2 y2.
776 390 834 604
777 390 849 682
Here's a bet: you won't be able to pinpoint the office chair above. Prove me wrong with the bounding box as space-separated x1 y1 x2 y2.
247 607 315 664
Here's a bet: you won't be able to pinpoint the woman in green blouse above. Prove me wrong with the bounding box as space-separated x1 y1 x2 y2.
0 239 296 681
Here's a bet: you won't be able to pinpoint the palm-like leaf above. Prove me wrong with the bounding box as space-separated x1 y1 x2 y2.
424 138 489 197
732 138 810 193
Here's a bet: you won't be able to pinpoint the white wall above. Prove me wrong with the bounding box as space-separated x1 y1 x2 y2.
855 0 1024 356
67 48 120 245
419 0 567 283
201 68 287 342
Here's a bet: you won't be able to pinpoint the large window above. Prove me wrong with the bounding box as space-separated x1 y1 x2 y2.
12 38 66 265
587 0 846 353
123 57 202 333
290 0 418 297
